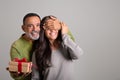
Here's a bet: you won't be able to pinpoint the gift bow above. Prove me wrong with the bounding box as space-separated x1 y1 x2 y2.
14 58 27 72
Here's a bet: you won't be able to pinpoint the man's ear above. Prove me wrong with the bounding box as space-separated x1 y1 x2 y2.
22 25 25 31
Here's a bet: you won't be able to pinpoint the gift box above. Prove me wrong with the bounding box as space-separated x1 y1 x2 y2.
8 58 32 73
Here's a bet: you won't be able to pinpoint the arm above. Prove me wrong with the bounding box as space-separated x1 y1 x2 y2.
61 22 83 59
10 46 21 60
60 22 75 41
9 45 28 80
62 34 83 59
9 46 23 80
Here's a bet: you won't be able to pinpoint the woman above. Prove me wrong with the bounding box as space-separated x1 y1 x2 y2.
32 15 83 80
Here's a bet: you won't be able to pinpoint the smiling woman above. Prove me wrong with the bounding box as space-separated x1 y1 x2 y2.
31 15 83 80
43 16 61 41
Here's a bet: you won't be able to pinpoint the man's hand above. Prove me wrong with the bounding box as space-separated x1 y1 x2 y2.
6 67 30 77
44 16 61 30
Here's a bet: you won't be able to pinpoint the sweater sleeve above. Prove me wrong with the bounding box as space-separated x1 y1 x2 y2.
10 46 21 60
9 43 31 80
62 34 83 59
9 46 26 80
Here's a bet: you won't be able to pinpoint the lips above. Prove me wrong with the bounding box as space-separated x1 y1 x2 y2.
50 32 56 36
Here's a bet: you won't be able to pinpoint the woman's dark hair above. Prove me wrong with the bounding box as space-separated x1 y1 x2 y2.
23 13 41 25
32 15 62 80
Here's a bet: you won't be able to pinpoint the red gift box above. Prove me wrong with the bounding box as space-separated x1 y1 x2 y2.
8 58 32 73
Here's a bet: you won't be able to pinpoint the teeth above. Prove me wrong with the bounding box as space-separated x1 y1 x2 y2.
50 32 55 36
32 31 38 35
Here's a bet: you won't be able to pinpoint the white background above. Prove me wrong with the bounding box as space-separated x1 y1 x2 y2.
0 0 120 80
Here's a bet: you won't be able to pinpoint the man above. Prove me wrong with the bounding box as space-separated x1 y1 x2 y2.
9 13 41 80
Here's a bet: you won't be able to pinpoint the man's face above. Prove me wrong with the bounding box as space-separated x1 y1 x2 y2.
22 16 40 40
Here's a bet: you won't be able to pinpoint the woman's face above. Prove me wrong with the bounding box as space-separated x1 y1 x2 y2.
44 27 59 41
43 19 60 41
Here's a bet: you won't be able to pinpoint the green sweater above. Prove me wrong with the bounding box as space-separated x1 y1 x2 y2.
10 34 32 80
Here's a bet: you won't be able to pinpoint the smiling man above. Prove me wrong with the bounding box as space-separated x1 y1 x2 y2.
9 13 41 80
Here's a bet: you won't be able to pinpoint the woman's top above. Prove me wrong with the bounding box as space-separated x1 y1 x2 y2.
32 34 83 80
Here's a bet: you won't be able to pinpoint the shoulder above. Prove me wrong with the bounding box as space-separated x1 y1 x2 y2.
11 34 29 49
11 37 22 47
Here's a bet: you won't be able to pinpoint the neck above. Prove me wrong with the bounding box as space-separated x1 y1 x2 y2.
49 40 59 50
49 39 54 45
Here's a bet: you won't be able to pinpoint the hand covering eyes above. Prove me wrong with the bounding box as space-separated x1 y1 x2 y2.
43 16 61 30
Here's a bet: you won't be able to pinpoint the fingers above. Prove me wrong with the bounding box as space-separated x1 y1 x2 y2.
54 20 61 30
45 19 54 27
49 16 57 20
60 22 68 34
61 22 68 29
22 72 30 77
45 18 61 30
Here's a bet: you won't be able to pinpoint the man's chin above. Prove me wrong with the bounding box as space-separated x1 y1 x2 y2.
25 33 39 40
30 36 39 40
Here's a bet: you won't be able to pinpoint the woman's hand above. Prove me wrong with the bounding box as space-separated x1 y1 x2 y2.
46 16 61 30
60 22 68 35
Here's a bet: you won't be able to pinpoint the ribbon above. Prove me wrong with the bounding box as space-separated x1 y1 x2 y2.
14 58 27 72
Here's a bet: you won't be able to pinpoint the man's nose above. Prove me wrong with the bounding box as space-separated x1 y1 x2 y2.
33 26 38 31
